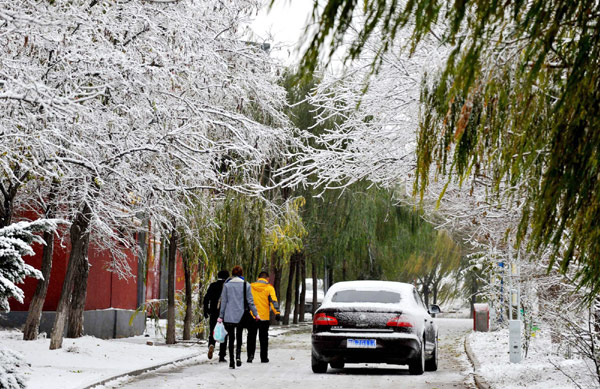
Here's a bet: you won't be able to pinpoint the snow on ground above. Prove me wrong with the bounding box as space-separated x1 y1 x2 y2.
469 327 598 388
0 319 307 389
0 320 202 389
8 312 597 389
113 320 473 389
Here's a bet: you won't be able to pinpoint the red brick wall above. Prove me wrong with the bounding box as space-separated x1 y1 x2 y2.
11 228 70 311
9 215 185 313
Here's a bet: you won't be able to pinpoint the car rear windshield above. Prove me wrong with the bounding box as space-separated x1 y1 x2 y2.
331 290 401 304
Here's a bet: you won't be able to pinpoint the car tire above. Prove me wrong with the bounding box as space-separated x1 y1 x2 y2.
425 334 438 372
330 361 345 369
408 338 425 375
312 354 328 373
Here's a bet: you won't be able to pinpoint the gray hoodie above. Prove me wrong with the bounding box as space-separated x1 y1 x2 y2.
219 277 259 324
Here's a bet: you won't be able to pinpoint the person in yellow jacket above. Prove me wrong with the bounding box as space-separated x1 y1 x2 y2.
247 271 280 363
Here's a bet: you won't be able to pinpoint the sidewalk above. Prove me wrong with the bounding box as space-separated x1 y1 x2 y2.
0 320 310 389
466 327 595 388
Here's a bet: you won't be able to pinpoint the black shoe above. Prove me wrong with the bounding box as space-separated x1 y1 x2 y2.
261 358 269 363
219 357 227 363
247 356 253 363
236 359 242 367
229 362 235 369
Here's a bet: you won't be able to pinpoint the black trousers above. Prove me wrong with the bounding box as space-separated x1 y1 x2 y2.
208 314 227 358
247 320 270 361
224 322 244 362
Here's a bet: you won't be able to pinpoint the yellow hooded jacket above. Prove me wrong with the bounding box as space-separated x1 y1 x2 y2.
251 278 280 320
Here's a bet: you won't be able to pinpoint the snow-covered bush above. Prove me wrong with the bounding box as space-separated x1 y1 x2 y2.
0 347 28 389
0 219 59 312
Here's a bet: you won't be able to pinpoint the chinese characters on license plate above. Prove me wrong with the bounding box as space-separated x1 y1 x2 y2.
347 339 376 348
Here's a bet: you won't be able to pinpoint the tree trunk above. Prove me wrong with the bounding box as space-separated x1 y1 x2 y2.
196 262 205 339
293 253 301 324
420 273 433 306
282 252 297 325
269 251 282 325
249 248 256 283
422 284 430 306
183 256 193 341
312 259 318 315
24 181 58 340
299 254 306 322
166 227 177 344
272 253 282 302
66 243 90 338
0 169 26 228
0 186 14 227
23 231 54 340
49 202 93 350
269 251 276 286
432 279 440 305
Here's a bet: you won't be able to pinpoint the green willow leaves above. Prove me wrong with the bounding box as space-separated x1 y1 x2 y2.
299 0 600 300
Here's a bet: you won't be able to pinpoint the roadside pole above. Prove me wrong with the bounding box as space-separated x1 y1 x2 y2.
508 245 522 363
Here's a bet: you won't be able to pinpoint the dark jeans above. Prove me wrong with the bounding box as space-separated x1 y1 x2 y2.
247 320 270 361
224 322 244 363
208 314 227 358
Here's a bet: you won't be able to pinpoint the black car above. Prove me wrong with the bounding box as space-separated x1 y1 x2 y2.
311 280 441 374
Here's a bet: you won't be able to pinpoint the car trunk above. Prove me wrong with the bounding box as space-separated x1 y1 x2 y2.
314 307 401 332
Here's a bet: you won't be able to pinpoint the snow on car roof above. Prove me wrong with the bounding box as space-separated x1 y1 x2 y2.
321 280 416 308
327 280 414 293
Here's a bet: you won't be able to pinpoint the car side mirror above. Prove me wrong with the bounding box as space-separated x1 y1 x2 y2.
428 304 442 315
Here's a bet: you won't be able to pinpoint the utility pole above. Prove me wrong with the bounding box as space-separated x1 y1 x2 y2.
508 244 522 363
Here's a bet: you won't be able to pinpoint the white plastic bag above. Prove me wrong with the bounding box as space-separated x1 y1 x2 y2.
213 322 227 343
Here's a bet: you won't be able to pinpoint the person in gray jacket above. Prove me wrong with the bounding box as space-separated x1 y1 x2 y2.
218 265 259 369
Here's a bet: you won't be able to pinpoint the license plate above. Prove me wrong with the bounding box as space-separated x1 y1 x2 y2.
347 339 376 348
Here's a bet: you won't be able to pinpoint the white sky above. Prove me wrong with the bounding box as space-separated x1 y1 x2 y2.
250 1 316 66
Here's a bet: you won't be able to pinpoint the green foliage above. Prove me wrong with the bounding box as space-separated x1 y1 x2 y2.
179 190 305 281
281 70 340 139
281 71 319 133
302 182 398 280
402 230 462 305
300 0 600 300
196 193 267 280
281 67 462 289
301 181 462 287
265 196 306 263
178 199 212 268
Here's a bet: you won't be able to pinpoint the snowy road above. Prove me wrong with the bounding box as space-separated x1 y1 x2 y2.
116 318 475 389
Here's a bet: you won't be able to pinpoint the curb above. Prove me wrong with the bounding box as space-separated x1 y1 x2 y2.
80 352 203 389
464 333 492 389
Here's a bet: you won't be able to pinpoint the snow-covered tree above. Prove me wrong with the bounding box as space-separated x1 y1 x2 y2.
274 6 600 385
298 0 600 301
0 219 59 312
0 346 28 389
2 0 292 348
279 21 446 191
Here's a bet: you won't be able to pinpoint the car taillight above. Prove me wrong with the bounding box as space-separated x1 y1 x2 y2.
386 316 413 328
313 312 338 326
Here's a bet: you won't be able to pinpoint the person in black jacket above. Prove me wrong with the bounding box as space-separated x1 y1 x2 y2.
203 270 229 362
